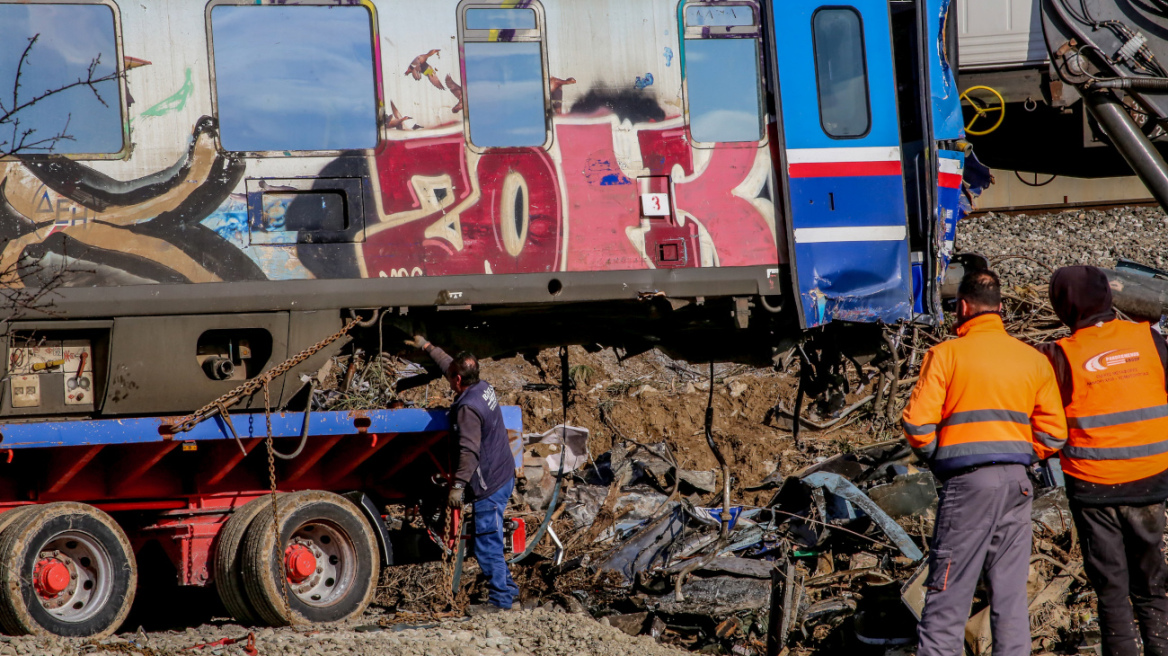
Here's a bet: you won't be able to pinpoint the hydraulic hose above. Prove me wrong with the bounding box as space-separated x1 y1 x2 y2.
270 380 316 460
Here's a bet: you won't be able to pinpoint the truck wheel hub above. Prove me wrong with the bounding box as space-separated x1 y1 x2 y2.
35 559 71 598
285 544 317 583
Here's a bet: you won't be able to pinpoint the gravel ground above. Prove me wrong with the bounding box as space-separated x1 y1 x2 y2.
8 610 689 656
958 206 1168 285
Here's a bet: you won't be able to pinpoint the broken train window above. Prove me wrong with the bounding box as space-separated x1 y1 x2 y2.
208 1 379 153
682 2 765 145
458 2 550 149
0 2 125 157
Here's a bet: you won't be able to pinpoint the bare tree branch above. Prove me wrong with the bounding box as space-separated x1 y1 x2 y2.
1 34 122 158
0 33 110 318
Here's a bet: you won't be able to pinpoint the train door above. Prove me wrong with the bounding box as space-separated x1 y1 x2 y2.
772 0 914 328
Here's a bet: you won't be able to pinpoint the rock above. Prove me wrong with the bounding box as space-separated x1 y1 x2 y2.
606 612 650 636
728 380 748 398
631 384 659 397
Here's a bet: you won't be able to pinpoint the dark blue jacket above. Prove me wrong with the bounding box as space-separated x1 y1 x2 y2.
451 380 514 500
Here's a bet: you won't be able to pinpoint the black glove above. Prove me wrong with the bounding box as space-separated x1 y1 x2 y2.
448 484 465 508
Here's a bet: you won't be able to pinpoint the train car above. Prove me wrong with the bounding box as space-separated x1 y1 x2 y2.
0 0 964 638
954 0 1168 178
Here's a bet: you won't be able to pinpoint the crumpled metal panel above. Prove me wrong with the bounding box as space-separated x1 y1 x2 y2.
929 0 965 140
802 471 924 561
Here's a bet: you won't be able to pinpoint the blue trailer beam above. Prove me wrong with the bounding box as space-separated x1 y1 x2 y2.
0 408 523 450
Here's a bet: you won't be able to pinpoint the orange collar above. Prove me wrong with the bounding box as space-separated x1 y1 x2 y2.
956 312 1005 337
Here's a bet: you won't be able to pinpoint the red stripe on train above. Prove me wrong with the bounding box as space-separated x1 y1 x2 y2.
938 172 963 189
788 160 903 178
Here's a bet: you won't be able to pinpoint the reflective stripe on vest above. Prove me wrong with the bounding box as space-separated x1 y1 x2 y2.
1058 320 1168 483
940 409 1028 427
1067 404 1168 431
932 408 1039 460
935 440 1035 460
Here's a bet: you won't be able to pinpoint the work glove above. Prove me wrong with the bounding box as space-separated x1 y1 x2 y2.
448 484 465 508
405 335 430 350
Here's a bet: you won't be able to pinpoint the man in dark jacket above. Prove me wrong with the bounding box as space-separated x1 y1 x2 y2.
1037 266 1168 656
409 336 518 613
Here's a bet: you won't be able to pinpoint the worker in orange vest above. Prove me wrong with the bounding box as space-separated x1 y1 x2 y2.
903 268 1066 656
1036 266 1168 656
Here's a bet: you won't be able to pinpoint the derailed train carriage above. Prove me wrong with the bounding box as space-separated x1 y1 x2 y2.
0 0 966 638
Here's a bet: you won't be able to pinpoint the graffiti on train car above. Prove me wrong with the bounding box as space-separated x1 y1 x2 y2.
0 112 777 288
0 0 778 289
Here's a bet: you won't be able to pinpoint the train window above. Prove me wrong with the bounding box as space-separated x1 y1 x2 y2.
466 8 536 30
209 4 378 153
0 3 124 156
682 3 763 144
459 3 549 149
812 8 871 138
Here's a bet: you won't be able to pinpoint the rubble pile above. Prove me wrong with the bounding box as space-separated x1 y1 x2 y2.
309 288 1102 655
310 206 1168 655
497 423 1092 656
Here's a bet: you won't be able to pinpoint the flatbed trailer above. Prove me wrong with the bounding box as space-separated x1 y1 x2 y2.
0 406 521 637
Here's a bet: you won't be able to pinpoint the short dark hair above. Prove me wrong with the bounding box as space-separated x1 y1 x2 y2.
448 351 480 386
957 268 1002 310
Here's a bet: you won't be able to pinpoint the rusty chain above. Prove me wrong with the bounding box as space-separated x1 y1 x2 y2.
263 382 295 623
441 510 457 610
440 505 468 614
164 316 363 434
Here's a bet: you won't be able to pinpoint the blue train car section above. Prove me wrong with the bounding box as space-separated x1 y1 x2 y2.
775 0 914 328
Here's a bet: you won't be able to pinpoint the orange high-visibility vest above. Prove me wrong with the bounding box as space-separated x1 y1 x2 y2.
902 313 1067 474
1058 320 1168 485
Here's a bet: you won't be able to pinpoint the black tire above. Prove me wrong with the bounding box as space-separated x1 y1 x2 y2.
0 506 39 538
0 502 136 638
214 495 278 625
241 490 379 626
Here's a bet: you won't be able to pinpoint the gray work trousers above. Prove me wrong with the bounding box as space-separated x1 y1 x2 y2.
917 464 1034 656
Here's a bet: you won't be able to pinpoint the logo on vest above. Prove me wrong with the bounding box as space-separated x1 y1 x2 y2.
482 385 498 411
1085 349 1142 372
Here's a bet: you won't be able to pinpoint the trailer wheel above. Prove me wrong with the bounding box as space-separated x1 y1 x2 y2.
0 502 136 638
241 491 379 626
214 496 279 625
0 506 40 538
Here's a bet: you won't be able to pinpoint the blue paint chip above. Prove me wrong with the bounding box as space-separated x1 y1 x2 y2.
600 174 631 186
664 47 674 67
635 72 655 90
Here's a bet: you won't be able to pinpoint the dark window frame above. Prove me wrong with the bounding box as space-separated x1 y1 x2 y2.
679 1 767 148
810 6 873 140
204 0 383 158
456 1 552 153
0 0 128 160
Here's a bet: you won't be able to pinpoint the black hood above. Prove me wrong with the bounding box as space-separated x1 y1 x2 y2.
1049 266 1116 332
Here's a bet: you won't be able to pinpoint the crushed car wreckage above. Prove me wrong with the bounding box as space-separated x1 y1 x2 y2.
506 429 1094 656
